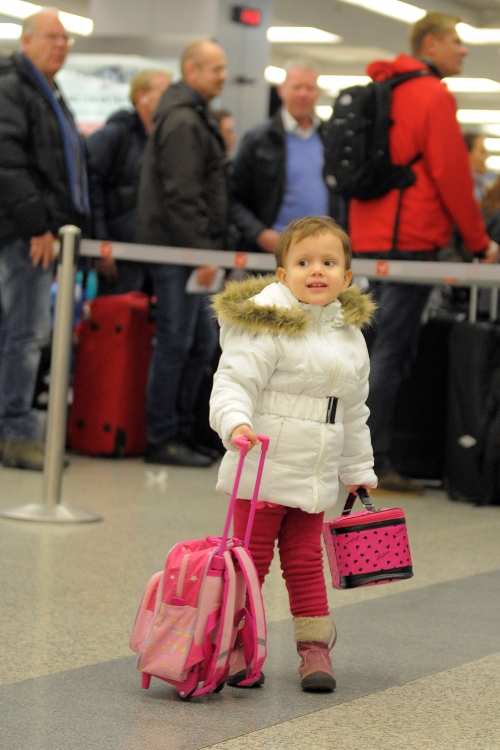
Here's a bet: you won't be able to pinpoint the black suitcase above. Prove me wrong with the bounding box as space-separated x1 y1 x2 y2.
390 316 456 480
444 320 500 505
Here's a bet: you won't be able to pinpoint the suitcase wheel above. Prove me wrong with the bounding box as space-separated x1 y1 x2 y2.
178 688 195 701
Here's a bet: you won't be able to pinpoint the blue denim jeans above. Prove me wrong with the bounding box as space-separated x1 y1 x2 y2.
0 238 53 440
146 264 218 445
355 251 435 475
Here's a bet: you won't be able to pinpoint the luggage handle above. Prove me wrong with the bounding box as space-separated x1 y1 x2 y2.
342 486 378 516
219 435 269 554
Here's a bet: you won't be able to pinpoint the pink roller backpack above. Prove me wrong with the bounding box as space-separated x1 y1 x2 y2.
130 436 269 700
323 487 413 589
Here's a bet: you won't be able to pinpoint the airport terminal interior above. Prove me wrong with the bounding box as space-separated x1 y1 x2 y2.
1 0 500 748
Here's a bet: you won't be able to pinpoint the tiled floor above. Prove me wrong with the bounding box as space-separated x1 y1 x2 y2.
1 455 499 749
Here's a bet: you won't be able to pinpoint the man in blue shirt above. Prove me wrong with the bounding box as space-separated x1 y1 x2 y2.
231 59 345 255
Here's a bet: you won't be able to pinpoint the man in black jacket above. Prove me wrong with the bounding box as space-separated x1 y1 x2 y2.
86 68 171 295
231 59 346 255
136 39 228 467
0 9 89 471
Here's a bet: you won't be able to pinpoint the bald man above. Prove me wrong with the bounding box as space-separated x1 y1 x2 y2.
0 8 89 470
136 39 229 467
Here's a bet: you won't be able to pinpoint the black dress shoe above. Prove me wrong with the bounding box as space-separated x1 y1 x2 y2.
145 441 214 467
185 441 223 461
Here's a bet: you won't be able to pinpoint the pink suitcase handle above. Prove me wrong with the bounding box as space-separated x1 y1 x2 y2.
219 435 269 553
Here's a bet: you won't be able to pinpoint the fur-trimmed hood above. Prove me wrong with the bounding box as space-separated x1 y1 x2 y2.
212 275 375 337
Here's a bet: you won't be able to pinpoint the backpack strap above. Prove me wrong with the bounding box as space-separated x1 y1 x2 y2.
192 549 237 696
231 546 267 685
129 570 163 653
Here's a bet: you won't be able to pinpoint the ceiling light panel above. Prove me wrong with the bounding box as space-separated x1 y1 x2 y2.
458 110 500 123
484 138 500 152
264 66 286 85
457 23 500 45
267 27 342 44
318 75 371 93
336 0 424 24
0 0 93 35
483 125 500 137
0 21 21 38
444 78 500 93
485 156 500 171
0 0 41 18
315 105 333 121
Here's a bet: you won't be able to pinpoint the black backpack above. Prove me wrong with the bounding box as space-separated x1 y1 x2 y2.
323 71 433 201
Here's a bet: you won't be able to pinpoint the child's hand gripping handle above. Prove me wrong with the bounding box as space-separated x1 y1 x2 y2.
342 486 377 516
219 435 269 553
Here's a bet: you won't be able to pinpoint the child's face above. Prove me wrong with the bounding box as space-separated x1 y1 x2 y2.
277 232 353 306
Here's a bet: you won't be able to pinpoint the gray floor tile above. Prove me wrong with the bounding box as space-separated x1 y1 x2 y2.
2 570 500 750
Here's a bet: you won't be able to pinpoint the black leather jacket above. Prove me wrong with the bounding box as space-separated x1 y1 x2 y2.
0 52 86 246
230 109 346 253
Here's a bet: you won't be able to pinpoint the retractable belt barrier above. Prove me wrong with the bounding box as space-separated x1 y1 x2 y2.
1 226 498 525
81 237 500 288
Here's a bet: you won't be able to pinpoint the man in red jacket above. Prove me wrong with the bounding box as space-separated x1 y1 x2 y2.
349 12 499 493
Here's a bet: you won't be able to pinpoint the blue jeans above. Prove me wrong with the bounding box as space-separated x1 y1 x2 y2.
355 251 435 475
146 264 218 445
0 238 53 440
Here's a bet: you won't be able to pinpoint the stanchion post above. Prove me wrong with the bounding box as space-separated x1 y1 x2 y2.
0 226 102 523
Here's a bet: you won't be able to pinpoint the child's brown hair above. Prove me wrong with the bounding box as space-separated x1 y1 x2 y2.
274 215 352 270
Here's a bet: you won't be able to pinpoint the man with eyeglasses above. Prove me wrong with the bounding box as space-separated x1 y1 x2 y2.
0 8 89 470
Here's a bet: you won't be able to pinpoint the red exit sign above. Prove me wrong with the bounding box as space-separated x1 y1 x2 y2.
231 6 262 26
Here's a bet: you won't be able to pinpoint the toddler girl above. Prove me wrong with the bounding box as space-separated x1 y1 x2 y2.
210 216 377 691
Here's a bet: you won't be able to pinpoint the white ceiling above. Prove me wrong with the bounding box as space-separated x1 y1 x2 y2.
3 0 500 115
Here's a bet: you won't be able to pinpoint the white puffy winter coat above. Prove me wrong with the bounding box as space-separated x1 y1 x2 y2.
210 277 378 514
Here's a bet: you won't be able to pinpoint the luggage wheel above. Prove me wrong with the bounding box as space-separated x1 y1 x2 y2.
214 681 225 694
178 688 195 701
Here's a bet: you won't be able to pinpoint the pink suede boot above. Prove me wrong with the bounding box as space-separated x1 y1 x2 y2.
294 616 337 692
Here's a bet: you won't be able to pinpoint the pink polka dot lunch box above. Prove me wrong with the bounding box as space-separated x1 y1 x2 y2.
322 488 413 589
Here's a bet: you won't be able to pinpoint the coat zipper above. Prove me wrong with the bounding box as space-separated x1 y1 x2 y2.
324 336 341 395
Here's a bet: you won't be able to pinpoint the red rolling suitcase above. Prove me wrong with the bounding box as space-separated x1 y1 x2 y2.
67 292 155 457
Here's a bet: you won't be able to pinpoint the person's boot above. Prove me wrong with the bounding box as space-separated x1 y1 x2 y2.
2 439 46 471
144 441 213 467
294 615 337 692
374 469 423 495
